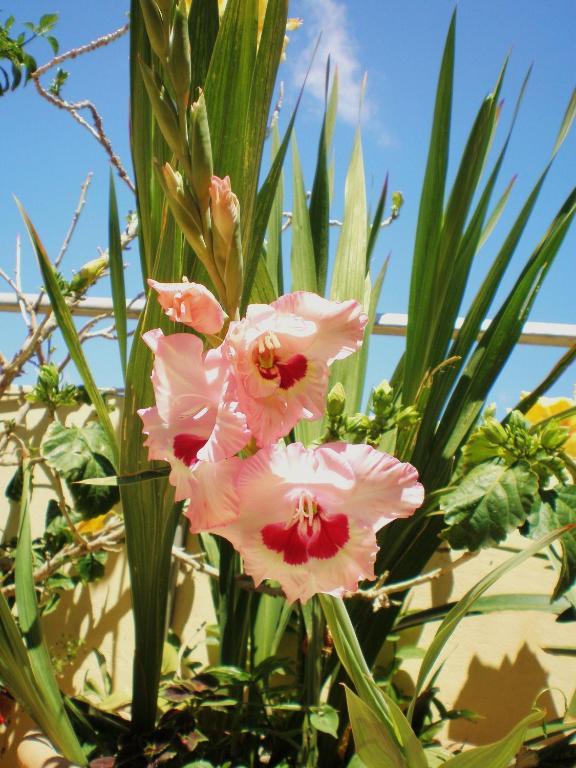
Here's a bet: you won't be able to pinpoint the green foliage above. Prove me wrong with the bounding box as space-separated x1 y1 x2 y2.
441 461 539 550
525 486 576 600
26 364 82 410
42 422 119 518
0 12 58 96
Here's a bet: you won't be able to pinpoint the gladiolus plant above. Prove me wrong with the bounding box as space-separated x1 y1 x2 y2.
1 2 575 767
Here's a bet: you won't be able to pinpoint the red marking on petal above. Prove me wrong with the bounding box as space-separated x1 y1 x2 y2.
262 522 309 565
258 366 279 381
173 434 207 467
277 354 308 390
308 514 349 560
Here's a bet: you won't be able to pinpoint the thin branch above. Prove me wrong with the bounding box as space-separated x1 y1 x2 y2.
56 172 93 268
31 25 135 192
344 551 479 611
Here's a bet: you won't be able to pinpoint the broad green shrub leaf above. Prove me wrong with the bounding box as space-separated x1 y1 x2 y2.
444 708 543 767
525 486 576 599
344 686 405 768
440 461 538 549
42 422 119 518
310 704 339 738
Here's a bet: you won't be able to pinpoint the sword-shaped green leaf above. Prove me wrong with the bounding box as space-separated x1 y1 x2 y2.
108 170 128 380
16 200 118 466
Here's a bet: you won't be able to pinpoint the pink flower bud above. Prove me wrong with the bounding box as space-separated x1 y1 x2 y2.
209 175 239 249
147 277 226 334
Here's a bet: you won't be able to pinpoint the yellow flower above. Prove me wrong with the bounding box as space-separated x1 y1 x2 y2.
524 394 576 457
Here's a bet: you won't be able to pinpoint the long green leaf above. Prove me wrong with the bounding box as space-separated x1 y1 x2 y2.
329 127 368 410
422 83 575 463
108 170 128 380
241 0 288 251
265 123 284 295
344 686 405 768
188 0 219 94
16 200 118 465
510 343 576 416
409 526 572 720
120 213 184 730
403 11 455 404
242 85 303 308
320 596 405 754
290 133 317 292
435 188 576 465
308 60 337 294
14 460 87 764
444 709 543 767
395 593 573 632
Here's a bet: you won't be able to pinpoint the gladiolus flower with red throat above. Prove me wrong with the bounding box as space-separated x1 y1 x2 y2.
223 291 368 445
138 329 249 530
206 441 424 603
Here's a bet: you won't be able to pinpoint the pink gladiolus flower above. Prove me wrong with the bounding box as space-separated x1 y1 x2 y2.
223 291 368 444
148 277 226 334
211 441 424 603
138 329 250 530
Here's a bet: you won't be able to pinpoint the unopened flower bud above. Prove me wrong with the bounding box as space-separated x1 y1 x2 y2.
372 380 394 416
139 59 181 159
139 0 168 58
395 406 420 428
540 423 569 451
391 190 404 216
69 255 108 294
327 383 346 418
482 418 507 445
189 92 213 213
346 413 370 438
169 1 191 109
209 175 243 315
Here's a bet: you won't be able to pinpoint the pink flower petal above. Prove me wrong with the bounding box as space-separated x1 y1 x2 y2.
143 330 211 423
271 291 368 363
148 278 226 334
323 442 425 529
182 458 241 532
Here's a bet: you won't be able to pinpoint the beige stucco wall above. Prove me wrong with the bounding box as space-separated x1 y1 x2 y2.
0 387 574 763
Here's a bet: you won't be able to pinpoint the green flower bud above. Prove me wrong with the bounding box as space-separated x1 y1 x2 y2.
372 380 394 416
139 60 182 161
69 255 109 294
540 423 569 451
139 0 168 58
391 190 404 215
327 383 346 418
482 418 507 445
395 406 420 428
189 92 214 214
169 1 191 109
346 414 370 437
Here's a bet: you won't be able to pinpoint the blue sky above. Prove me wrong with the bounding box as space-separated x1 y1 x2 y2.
0 0 574 412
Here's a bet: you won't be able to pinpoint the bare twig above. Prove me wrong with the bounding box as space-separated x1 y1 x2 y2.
56 172 93 268
31 25 134 192
344 550 479 611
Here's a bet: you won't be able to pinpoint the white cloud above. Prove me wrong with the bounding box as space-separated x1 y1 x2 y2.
292 0 374 124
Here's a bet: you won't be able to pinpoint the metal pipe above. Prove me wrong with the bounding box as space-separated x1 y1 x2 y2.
0 292 574 347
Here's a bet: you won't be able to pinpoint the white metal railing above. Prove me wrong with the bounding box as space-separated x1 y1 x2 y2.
0 292 574 348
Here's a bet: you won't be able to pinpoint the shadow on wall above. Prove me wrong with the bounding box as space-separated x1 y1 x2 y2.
448 643 558 744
